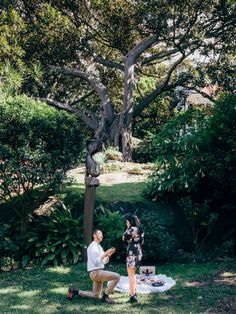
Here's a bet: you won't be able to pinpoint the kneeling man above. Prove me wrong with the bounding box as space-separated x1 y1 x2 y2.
67 229 120 304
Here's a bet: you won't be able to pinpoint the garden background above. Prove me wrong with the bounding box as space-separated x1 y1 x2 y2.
0 1 235 313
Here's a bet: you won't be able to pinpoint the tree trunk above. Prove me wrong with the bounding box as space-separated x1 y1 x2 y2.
121 126 132 162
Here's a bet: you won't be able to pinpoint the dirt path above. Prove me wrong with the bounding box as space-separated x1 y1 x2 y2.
67 164 150 185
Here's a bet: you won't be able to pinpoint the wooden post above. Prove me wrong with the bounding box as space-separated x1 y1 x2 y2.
83 186 96 248
82 177 100 260
82 139 101 261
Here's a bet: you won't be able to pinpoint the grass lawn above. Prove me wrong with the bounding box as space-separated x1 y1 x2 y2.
61 181 148 204
0 261 235 314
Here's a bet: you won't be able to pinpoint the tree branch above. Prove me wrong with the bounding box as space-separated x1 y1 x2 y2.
36 97 99 130
49 65 115 124
133 54 189 118
127 34 159 62
93 55 124 71
81 38 124 71
180 86 216 103
70 90 95 106
142 48 179 65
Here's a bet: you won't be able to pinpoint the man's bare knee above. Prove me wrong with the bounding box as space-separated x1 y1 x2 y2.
115 273 120 280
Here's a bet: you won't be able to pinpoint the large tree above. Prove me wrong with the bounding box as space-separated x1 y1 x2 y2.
1 0 235 160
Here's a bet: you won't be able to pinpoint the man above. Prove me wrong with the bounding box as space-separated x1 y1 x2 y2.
67 229 120 304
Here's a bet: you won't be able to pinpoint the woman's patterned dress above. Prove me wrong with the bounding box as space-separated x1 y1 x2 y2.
123 226 144 268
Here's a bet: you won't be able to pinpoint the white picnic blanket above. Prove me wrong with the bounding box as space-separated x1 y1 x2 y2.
110 274 176 294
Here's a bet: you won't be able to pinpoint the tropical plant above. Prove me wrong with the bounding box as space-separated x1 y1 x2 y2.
95 206 125 260
20 202 83 267
0 223 19 268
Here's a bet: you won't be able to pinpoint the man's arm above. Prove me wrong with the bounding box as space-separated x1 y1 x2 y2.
88 245 116 266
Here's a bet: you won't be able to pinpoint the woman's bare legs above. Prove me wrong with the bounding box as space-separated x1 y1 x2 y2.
127 267 136 296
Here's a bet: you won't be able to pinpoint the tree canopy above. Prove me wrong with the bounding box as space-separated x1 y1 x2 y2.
0 0 235 160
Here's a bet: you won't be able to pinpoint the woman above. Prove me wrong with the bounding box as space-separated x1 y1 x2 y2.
122 213 144 303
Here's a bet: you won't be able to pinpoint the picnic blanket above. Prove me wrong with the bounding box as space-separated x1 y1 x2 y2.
110 274 176 294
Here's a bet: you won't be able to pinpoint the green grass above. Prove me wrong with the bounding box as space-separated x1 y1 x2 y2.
61 181 148 204
0 261 235 314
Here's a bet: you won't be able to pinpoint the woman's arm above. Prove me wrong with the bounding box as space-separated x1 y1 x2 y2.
140 228 144 245
122 228 132 241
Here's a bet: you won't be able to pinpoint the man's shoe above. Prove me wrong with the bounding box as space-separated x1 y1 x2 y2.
101 293 115 304
66 287 78 301
127 294 138 304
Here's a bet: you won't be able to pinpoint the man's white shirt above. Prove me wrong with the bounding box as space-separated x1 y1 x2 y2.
87 241 109 271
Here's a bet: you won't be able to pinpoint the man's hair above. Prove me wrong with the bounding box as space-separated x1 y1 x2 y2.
92 229 102 235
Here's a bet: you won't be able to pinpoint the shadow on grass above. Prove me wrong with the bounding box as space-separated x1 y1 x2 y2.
61 181 148 204
0 262 235 313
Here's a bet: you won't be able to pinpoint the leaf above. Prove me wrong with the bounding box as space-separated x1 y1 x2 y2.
61 248 69 264
28 236 38 242
65 234 72 241
73 254 79 264
47 254 56 261
53 258 58 267
22 255 30 268
41 255 49 266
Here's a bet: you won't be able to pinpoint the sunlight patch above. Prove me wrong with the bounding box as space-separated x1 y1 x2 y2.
11 305 30 310
18 290 40 298
48 287 65 294
46 267 71 274
221 272 235 278
0 287 20 294
184 281 205 287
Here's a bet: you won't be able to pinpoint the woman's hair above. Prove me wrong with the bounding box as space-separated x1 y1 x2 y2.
125 213 141 227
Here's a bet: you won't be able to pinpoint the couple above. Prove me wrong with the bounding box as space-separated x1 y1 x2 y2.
67 213 144 304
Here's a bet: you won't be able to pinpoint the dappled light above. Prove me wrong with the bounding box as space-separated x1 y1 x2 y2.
0 262 235 313
0 1 235 313
184 281 206 287
46 267 72 275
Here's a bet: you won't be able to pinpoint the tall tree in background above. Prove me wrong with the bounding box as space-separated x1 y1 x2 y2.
0 0 235 160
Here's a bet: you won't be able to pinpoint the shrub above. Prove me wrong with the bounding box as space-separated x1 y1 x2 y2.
104 147 122 161
132 132 158 163
179 197 218 253
139 210 180 262
0 223 19 260
0 94 84 229
144 94 236 250
20 202 83 267
95 206 180 263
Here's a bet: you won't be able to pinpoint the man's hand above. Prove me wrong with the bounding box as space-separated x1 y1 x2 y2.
106 247 116 257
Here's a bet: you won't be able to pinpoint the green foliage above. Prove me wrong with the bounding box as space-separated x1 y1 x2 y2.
94 206 180 262
145 94 236 250
0 224 19 263
0 9 26 66
179 197 218 253
132 132 158 163
20 203 83 267
133 94 175 140
139 210 180 262
0 94 84 228
24 3 82 65
0 62 23 95
59 188 84 219
95 206 125 260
